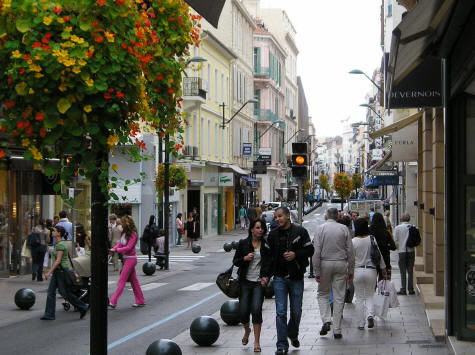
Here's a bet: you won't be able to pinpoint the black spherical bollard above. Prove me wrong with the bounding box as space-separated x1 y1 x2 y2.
192 244 201 254
14 288 36 310
231 240 239 250
146 339 182 355
189 316 220 346
264 278 274 299
220 300 240 326
223 243 232 252
142 262 156 276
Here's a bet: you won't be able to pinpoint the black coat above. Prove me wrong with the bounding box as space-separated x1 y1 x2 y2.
233 236 271 281
264 224 314 280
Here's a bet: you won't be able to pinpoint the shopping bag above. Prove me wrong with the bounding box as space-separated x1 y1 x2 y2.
21 240 31 259
385 280 399 308
373 280 390 318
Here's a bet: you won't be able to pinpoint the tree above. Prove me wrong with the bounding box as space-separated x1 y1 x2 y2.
318 174 330 199
333 172 353 210
0 1 200 353
303 179 311 196
352 173 363 197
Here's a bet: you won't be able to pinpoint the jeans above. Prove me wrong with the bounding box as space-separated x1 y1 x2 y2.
317 260 347 334
354 267 377 327
176 229 182 245
109 257 145 306
398 251 415 292
273 277 304 350
42 269 88 319
239 280 264 324
31 245 46 280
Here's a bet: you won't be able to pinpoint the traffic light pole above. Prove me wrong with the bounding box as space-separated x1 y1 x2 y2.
298 177 303 226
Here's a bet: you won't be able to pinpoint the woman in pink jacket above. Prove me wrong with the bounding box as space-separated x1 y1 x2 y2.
108 215 146 308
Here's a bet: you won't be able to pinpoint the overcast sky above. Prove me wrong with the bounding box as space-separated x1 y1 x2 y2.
260 0 382 137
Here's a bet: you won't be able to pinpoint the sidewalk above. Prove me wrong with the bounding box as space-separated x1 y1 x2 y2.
0 229 247 328
172 252 450 355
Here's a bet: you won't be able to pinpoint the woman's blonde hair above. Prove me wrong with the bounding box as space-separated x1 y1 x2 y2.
120 215 137 240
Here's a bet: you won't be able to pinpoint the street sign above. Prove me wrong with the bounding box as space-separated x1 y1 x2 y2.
242 143 252 157
258 147 272 156
257 155 271 165
253 161 267 174
218 173 234 187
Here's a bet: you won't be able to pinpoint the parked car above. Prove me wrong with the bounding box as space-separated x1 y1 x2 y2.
267 201 282 209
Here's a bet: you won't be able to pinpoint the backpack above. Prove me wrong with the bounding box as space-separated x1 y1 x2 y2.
26 232 41 247
406 225 421 248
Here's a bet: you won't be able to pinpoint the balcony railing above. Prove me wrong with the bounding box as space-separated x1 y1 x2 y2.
254 109 279 122
254 66 270 78
183 77 206 100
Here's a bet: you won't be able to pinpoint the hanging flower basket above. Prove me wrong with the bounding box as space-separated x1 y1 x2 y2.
155 163 187 201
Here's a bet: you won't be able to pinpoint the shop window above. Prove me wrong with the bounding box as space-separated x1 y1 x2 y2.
466 187 475 330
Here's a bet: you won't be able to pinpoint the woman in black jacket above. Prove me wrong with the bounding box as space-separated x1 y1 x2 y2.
370 212 397 280
233 218 271 353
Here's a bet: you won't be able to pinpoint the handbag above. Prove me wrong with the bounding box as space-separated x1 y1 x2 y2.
21 240 31 259
369 235 381 267
372 280 390 318
379 279 399 308
62 253 83 287
216 265 240 299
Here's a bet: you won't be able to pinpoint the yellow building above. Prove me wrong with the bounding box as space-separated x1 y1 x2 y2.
180 30 237 237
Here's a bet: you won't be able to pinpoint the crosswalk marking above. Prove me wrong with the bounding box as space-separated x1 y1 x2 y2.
108 281 116 285
129 282 167 292
136 255 205 263
178 282 214 291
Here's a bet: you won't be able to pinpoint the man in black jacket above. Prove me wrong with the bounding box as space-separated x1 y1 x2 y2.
263 207 314 355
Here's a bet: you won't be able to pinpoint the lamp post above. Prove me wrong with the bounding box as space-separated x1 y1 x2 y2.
220 98 258 129
254 120 285 160
301 134 316 142
285 128 305 145
359 103 383 120
349 69 382 92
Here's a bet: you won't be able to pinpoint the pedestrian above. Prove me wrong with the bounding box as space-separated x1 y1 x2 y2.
175 213 184 246
350 211 359 237
370 212 396 280
108 215 146 308
353 218 386 330
108 214 123 271
263 207 314 355
193 211 200 240
239 205 247 230
155 229 165 269
56 210 73 240
233 218 271 353
40 225 89 320
75 242 85 257
256 204 263 220
53 215 59 227
31 219 48 281
384 211 392 232
394 213 415 295
186 212 195 248
247 205 257 226
369 208 375 222
313 207 355 339
44 218 54 270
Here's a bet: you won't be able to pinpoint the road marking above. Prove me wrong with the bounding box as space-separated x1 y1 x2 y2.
105 292 221 352
178 282 214 291
129 282 167 292
108 281 116 285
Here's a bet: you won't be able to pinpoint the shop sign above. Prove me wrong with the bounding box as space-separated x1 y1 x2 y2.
259 147 272 156
391 123 418 162
242 143 252 157
372 149 384 160
205 173 234 187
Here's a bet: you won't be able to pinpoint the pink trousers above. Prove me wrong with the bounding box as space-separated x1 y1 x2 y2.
109 257 145 306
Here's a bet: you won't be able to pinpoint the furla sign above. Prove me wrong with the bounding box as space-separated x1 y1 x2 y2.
391 123 418 162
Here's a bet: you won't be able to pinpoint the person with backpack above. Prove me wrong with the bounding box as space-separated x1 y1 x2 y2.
141 215 158 258
394 213 419 295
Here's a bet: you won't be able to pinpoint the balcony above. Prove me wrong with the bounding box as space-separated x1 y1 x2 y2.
254 109 278 122
182 77 206 108
254 66 270 79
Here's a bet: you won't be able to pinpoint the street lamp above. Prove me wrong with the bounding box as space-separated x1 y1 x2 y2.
220 98 258 129
359 103 383 120
284 128 305 145
301 134 316 142
349 69 382 92
258 120 285 139
185 56 208 66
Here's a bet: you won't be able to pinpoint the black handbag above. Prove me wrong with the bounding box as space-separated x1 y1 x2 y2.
62 253 82 287
370 235 382 268
216 265 240 298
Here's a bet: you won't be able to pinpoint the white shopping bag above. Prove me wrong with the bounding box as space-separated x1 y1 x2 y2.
385 280 399 308
373 280 390 318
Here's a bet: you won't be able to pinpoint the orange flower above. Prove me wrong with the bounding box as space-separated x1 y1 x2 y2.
94 36 104 43
39 128 47 138
0 150 5 159
116 91 124 99
35 112 44 121
97 0 107 6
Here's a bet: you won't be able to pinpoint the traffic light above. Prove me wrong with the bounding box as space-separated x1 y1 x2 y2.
291 142 308 178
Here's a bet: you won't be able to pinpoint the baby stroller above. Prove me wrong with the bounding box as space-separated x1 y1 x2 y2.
62 252 91 312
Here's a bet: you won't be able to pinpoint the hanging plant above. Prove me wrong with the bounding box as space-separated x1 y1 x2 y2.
0 0 201 200
155 163 186 201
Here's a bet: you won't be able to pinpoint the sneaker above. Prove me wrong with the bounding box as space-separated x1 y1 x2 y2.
275 349 288 355
40 316 54 320
320 322 331 335
334 333 343 339
80 305 89 320
358 326 365 330
132 303 146 307
367 316 374 329
108 303 116 309
408 290 416 295
397 290 407 295
289 337 300 348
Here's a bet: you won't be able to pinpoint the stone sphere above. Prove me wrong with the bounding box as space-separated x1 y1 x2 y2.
145 339 182 355
223 243 232 252
14 288 36 310
264 278 274 299
220 300 240 326
142 262 156 276
231 240 239 250
189 316 220 346
192 244 201 254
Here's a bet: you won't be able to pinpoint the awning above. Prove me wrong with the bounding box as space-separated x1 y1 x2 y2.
241 175 259 189
365 151 392 174
184 0 227 29
369 111 422 139
229 164 250 175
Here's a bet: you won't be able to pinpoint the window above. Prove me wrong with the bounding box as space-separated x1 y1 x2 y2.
207 119 211 156
215 123 219 158
207 64 211 101
387 4 392 17
221 73 224 104
201 117 205 155
193 114 198 147
225 127 229 160
226 77 229 106
215 69 218 102
254 47 261 73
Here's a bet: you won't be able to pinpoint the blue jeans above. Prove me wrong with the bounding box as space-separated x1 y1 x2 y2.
42 269 88 320
239 280 264 324
176 229 182 245
273 277 304 350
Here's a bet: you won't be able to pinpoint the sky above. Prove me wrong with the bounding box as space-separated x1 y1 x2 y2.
260 0 383 137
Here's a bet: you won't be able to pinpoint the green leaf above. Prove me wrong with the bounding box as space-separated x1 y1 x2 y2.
94 80 107 91
79 19 91 31
125 179 130 185
70 126 83 136
61 193 68 200
45 166 56 177
16 20 31 33
88 123 100 135
53 183 61 193
110 192 119 201
15 82 27 96
123 186 128 191
57 98 71 114
23 150 33 160
104 121 114 130
110 177 118 182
